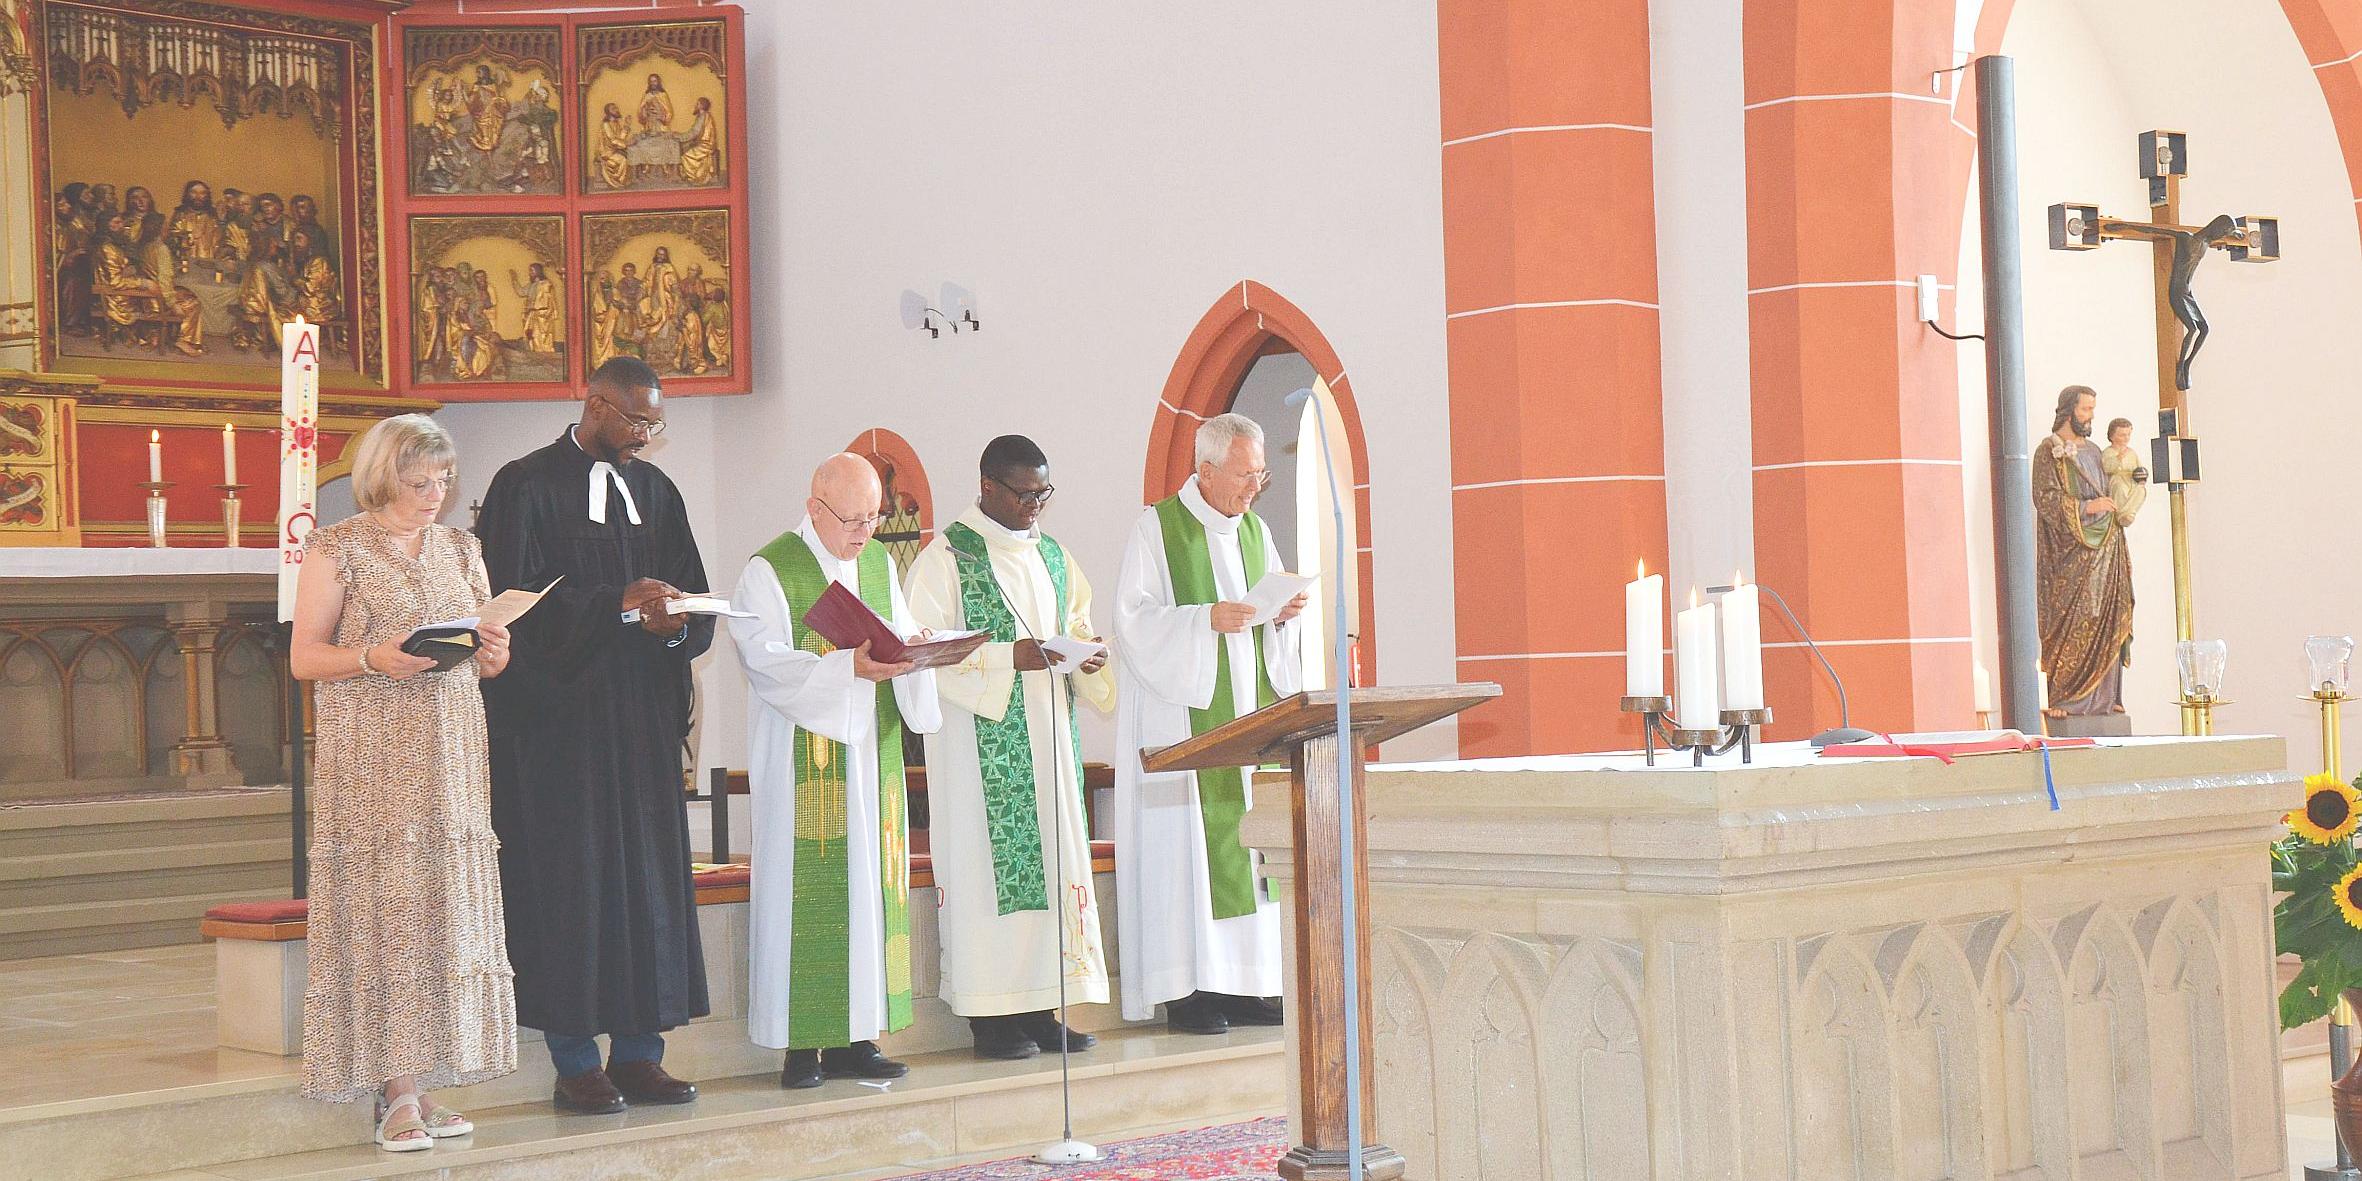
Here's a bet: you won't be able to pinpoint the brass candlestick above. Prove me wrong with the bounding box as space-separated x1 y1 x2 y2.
138 480 173 549
2174 689 2225 735
215 484 247 548
2318 688 2353 780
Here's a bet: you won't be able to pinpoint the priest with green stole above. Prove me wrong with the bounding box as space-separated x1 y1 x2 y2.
1113 413 1308 1034
726 453 942 1089
905 436 1117 1060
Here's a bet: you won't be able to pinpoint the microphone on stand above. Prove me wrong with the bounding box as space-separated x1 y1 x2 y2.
1705 581 1875 749
946 544 1101 1165
1283 386 1367 1179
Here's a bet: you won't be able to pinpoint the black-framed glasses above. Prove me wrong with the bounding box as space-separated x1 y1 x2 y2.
592 393 666 438
816 496 888 530
988 475 1055 507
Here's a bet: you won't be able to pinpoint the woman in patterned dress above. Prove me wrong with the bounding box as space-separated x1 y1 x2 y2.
289 414 518 1151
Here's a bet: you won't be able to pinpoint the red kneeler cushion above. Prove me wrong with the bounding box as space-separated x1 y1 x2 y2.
203 899 310 924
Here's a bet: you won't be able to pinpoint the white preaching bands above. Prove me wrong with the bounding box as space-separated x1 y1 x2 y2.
587 461 642 526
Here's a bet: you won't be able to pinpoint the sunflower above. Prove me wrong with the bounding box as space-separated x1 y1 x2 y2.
2336 865 2362 931
2289 772 2362 845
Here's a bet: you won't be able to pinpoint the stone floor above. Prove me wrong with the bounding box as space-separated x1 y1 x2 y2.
0 943 295 1114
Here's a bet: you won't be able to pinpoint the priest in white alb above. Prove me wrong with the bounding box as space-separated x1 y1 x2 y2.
1113 412 1308 1034
727 452 941 1089
906 435 1117 1060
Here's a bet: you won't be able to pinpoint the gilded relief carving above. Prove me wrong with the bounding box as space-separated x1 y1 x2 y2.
577 20 727 193
35 0 384 382
581 208 731 380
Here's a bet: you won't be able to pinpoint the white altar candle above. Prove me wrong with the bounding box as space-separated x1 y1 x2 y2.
1674 590 1720 730
1624 560 1664 698
221 423 237 484
148 430 162 483
1719 575 1764 711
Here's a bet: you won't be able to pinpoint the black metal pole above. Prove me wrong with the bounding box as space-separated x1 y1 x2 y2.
1976 54 2043 733
708 767 731 864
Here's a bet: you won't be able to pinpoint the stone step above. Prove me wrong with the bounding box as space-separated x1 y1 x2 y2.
0 791 293 960
0 888 287 960
0 791 290 857
24 1026 1284 1181
0 841 289 908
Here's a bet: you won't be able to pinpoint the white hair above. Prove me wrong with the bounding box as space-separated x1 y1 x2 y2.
1193 412 1264 468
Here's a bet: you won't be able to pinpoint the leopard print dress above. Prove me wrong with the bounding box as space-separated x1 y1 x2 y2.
299 514 517 1102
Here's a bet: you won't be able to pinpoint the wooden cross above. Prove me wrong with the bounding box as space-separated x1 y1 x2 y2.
2048 129 2278 731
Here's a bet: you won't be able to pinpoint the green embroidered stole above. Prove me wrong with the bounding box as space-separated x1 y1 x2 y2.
943 522 1086 916
754 531 914 1048
1155 495 1277 921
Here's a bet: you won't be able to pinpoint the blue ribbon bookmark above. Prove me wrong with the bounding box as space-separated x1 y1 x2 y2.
2039 741 2060 811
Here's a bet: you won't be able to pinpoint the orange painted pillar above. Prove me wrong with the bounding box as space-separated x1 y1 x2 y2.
1437 0 1668 757
1742 0 1976 739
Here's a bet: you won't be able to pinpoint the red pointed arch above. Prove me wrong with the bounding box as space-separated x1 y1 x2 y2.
1146 282 1379 683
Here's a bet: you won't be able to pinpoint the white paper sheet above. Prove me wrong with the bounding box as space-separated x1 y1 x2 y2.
1040 635 1109 670
1243 571 1317 626
663 594 757 619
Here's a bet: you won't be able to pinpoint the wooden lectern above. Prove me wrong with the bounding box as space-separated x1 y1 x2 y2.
1142 683 1499 1181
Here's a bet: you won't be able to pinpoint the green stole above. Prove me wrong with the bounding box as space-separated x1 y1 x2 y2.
754 530 914 1048
943 522 1086 916
1155 495 1276 920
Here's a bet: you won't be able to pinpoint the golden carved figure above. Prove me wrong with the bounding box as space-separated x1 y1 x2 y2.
678 97 720 186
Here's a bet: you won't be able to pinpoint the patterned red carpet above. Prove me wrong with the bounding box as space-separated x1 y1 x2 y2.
888 1117 1286 1180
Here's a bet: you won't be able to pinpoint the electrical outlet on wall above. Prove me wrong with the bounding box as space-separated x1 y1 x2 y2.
1916 274 1940 324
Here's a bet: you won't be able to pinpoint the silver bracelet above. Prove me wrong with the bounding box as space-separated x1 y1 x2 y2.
356 645 376 676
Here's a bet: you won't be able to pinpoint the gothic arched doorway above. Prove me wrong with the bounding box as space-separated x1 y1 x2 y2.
1146 282 1378 687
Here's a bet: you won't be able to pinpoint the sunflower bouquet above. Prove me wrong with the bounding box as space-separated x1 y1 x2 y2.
2274 772 2362 1028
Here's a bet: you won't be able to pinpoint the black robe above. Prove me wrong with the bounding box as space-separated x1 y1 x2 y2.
477 429 715 1038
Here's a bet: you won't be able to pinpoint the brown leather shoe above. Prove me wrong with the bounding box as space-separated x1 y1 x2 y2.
553 1067 627 1114
608 1058 698 1105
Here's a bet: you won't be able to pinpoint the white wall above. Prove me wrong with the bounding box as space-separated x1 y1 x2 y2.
432 3 1458 777
1957 0 2362 760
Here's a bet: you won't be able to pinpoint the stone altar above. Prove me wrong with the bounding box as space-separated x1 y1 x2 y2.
1241 736 2293 1180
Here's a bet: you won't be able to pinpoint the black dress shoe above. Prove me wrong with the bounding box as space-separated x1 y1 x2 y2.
970 1015 1040 1061
1214 993 1285 1026
608 1058 697 1104
820 1040 910 1079
1165 991 1230 1035
553 1067 628 1113
780 1049 822 1089
1017 1010 1097 1052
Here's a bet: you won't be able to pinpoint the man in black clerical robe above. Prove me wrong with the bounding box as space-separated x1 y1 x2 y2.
476 356 713 1115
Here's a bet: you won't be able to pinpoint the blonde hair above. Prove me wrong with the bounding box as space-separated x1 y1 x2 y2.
350 413 457 512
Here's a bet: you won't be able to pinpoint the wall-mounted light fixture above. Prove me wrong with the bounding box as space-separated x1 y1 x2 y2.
901 284 982 338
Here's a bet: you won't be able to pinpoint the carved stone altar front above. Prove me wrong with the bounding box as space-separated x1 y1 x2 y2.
1242 737 2293 1181
1 549 286 800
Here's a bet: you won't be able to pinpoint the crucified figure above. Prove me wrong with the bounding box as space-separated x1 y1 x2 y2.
2107 213 2240 391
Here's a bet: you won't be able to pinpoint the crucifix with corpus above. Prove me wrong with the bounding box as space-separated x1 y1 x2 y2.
2047 129 2278 735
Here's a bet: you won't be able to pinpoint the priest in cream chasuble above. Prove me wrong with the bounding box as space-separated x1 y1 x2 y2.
1113 413 1307 1033
906 436 1116 1060
727 454 941 1087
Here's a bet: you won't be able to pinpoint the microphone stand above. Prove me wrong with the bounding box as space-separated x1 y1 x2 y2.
1707 582 1875 748
949 543 1100 1164
1287 387 1364 1178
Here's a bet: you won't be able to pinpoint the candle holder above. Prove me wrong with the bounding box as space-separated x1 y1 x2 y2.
1622 698 1771 767
138 480 173 549
2173 689 2228 736
1620 696 1671 765
215 484 247 548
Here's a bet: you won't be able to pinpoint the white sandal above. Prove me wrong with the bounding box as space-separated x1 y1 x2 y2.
374 1092 434 1152
422 1098 474 1139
